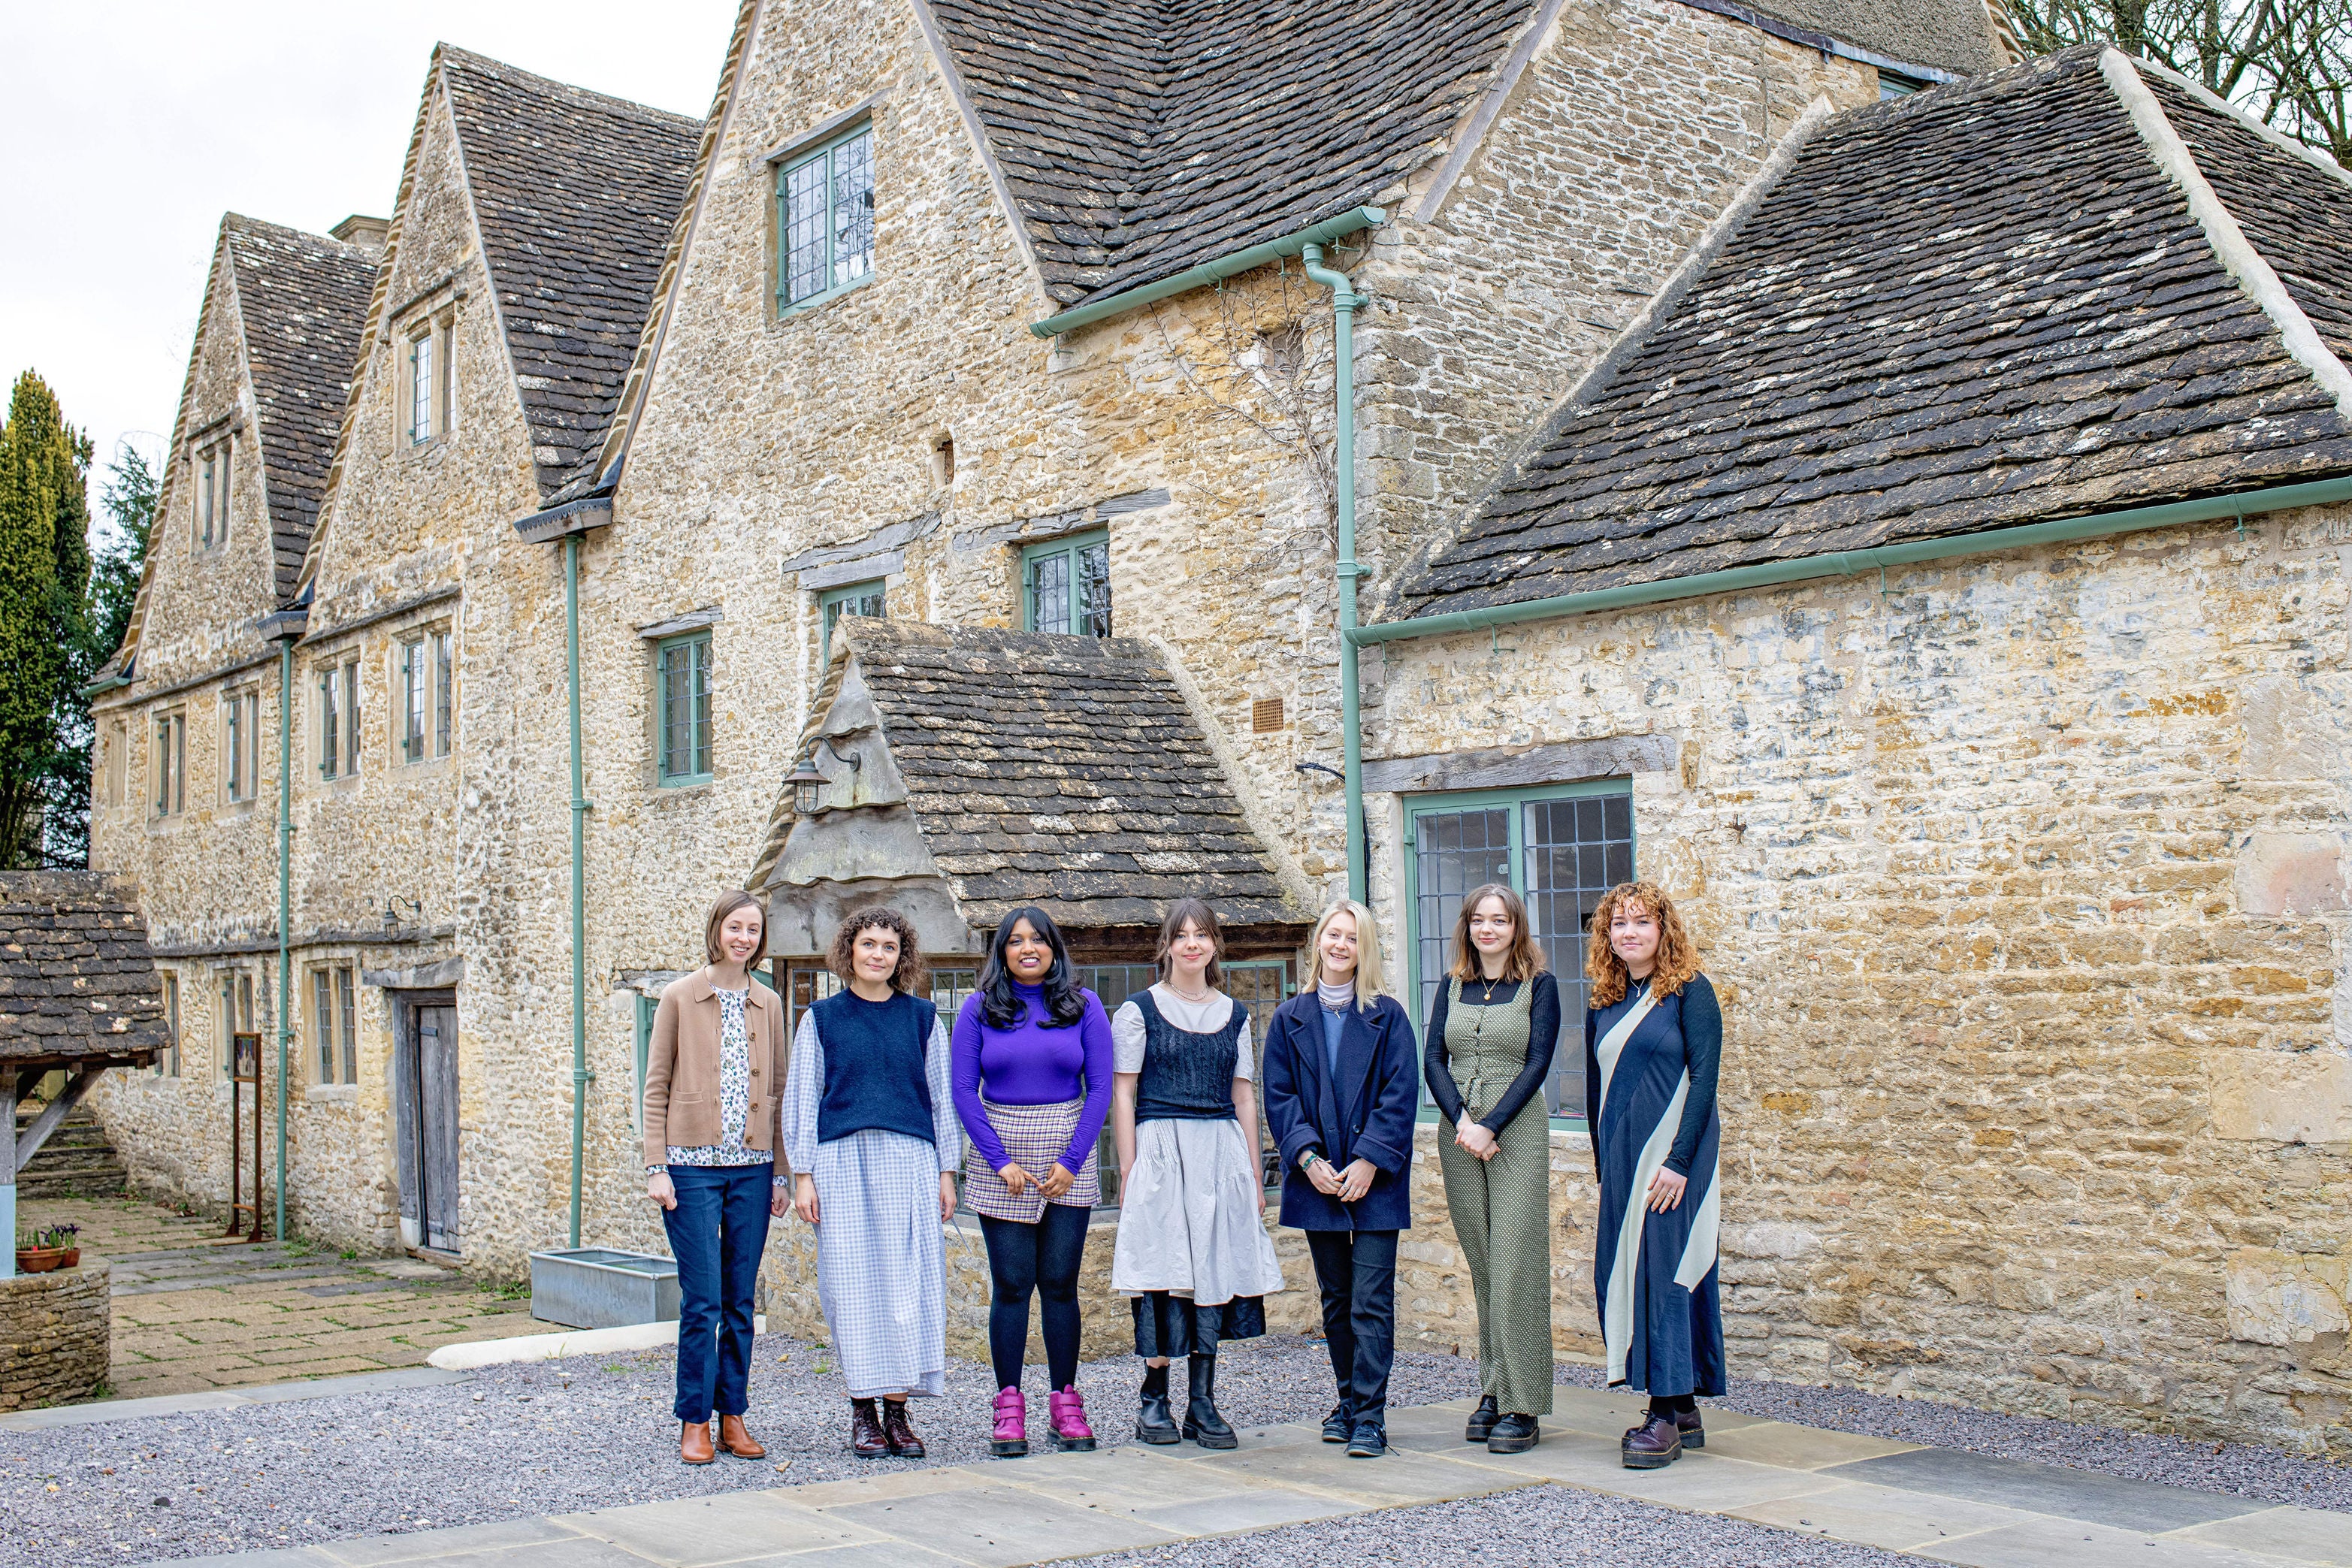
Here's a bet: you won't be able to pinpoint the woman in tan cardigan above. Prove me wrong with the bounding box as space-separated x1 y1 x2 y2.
642 890 789 1466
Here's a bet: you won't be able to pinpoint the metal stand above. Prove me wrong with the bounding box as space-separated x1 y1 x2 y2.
225 1032 267 1241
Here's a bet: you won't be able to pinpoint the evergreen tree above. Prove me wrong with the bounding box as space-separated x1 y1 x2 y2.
0 372 92 868
41 444 157 867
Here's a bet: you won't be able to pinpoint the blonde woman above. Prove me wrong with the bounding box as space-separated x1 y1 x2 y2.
1423 883 1560 1454
1260 899 1418 1458
642 891 790 1467
1584 881 1722 1470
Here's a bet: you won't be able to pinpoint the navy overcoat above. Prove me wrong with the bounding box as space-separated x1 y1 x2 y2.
1262 992 1419 1232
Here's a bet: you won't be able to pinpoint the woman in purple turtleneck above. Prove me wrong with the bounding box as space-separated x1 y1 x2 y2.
951 905 1114 1458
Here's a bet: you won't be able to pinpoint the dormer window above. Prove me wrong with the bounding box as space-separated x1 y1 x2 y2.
777 124 875 313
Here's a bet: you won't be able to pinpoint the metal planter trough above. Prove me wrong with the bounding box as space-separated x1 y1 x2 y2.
529 1247 680 1329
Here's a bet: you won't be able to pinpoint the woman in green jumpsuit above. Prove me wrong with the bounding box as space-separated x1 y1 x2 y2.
1424 883 1560 1454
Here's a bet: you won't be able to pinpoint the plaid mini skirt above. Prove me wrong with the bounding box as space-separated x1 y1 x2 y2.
962 1095 1100 1223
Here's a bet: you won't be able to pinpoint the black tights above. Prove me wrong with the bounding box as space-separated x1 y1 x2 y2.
979 1205 1090 1391
1648 1392 1698 1418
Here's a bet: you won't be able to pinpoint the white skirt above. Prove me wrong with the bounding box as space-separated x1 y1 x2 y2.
811 1129 947 1399
1111 1116 1285 1307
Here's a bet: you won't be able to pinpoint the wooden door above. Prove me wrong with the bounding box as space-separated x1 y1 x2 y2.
396 998 461 1252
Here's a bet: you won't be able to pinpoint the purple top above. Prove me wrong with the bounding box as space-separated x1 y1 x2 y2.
951 983 1114 1177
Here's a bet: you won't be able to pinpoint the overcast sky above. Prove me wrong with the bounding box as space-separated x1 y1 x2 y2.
0 0 738 525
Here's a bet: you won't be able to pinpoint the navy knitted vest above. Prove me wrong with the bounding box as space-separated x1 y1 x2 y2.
812 989 938 1147
1132 990 1244 1123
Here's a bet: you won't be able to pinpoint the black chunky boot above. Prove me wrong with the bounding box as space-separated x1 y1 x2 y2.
1181 1354 1238 1449
1135 1362 1180 1444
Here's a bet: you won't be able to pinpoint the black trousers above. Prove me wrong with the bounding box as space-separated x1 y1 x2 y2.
1305 1228 1398 1421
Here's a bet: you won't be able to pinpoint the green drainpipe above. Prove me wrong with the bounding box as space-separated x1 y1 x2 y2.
1345 473 2352 649
275 636 293 1240
566 533 590 1249
1301 241 1371 904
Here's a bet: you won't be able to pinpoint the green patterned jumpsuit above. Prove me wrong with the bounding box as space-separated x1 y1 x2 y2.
1433 975 1555 1416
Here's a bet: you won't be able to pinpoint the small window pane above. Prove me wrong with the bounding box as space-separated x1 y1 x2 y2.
410 335 433 443
784 156 827 304
337 968 357 1085
314 969 335 1082
1077 539 1111 636
402 640 426 762
434 632 453 756
1029 550 1071 634
831 130 875 289
343 663 361 774
660 635 713 781
225 698 243 801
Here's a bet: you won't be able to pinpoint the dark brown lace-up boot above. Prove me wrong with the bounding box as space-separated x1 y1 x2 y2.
883 1398 926 1458
850 1398 890 1458
1621 1411 1683 1469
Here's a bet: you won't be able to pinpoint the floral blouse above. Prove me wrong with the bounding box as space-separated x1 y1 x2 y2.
654 986 776 1177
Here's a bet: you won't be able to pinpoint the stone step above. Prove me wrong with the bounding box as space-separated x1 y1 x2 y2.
14 1105 129 1198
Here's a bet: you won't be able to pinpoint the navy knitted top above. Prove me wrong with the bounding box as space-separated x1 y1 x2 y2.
811 988 939 1147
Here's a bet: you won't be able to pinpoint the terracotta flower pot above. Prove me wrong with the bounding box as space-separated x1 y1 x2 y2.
59 1248 80 1268
14 1248 65 1274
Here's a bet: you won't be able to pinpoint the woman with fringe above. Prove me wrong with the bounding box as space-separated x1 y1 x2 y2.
1109 898 1286 1449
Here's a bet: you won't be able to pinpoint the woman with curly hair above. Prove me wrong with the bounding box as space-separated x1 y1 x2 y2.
1584 880 1723 1470
1424 883 1560 1454
782 906 963 1460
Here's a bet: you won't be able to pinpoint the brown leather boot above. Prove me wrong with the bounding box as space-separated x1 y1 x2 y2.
718 1414 766 1459
679 1420 715 1465
882 1399 925 1458
850 1399 890 1458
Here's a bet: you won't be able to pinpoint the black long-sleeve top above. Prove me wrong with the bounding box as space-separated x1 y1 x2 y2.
1583 971 1721 1176
1422 971 1561 1132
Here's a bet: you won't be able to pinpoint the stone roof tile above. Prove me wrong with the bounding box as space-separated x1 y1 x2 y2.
439 47 701 500
0 873 171 1069
1396 47 2352 618
221 216 378 604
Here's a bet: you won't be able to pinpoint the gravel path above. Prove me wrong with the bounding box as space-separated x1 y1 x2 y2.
1071 1484 1921 1568
1549 1363 2352 1514
2 1334 1476 1565
8 1336 2345 1566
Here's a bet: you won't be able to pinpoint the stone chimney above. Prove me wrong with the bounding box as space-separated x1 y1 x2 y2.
330 214 390 254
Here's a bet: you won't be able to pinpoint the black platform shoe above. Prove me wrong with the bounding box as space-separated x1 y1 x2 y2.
1621 1412 1682 1469
1676 1407 1704 1449
1322 1401 1354 1443
1181 1354 1238 1449
1135 1363 1181 1444
1487 1412 1540 1454
1464 1394 1500 1443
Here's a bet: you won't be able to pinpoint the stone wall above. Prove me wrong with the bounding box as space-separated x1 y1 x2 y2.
0 1264 110 1412
1362 510 2352 1455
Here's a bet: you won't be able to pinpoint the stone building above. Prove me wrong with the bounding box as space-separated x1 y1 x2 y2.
93 0 2352 1455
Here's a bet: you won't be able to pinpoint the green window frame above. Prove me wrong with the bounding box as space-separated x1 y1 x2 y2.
1401 778 1636 1126
656 631 714 785
634 993 656 1137
1022 530 1111 636
820 579 885 653
776 122 876 314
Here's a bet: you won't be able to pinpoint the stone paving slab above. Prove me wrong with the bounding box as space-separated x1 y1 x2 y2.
20 1195 534 1402
132 1387 2349 1568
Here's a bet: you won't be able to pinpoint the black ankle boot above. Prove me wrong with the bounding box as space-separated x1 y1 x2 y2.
1135 1363 1180 1444
1182 1354 1237 1449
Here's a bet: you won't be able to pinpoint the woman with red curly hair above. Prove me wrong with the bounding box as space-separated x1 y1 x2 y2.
782 906 964 1461
1583 881 1723 1470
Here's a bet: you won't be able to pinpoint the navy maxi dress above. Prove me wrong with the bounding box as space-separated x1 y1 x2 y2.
1584 971 1725 1397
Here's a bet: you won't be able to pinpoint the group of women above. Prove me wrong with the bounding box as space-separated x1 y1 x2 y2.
638 876 1723 1473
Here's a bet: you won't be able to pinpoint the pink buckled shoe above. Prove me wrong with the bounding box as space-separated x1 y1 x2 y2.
1048 1386 1097 1452
990 1386 1029 1458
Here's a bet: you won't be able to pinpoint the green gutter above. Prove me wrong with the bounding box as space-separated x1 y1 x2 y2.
1347 475 2352 648
1029 207 1386 340
80 672 131 697
1301 240 1371 902
564 533 591 1249
274 636 294 1240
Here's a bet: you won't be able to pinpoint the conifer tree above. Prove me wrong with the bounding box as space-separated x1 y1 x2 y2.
0 372 93 866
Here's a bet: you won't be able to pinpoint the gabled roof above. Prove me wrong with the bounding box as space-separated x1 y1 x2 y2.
0 873 169 1071
1731 0 2005 74
925 0 1542 309
221 216 378 602
1396 47 2352 619
438 47 700 501
752 619 1304 932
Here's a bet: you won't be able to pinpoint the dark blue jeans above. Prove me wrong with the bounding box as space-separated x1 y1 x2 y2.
662 1162 774 1422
